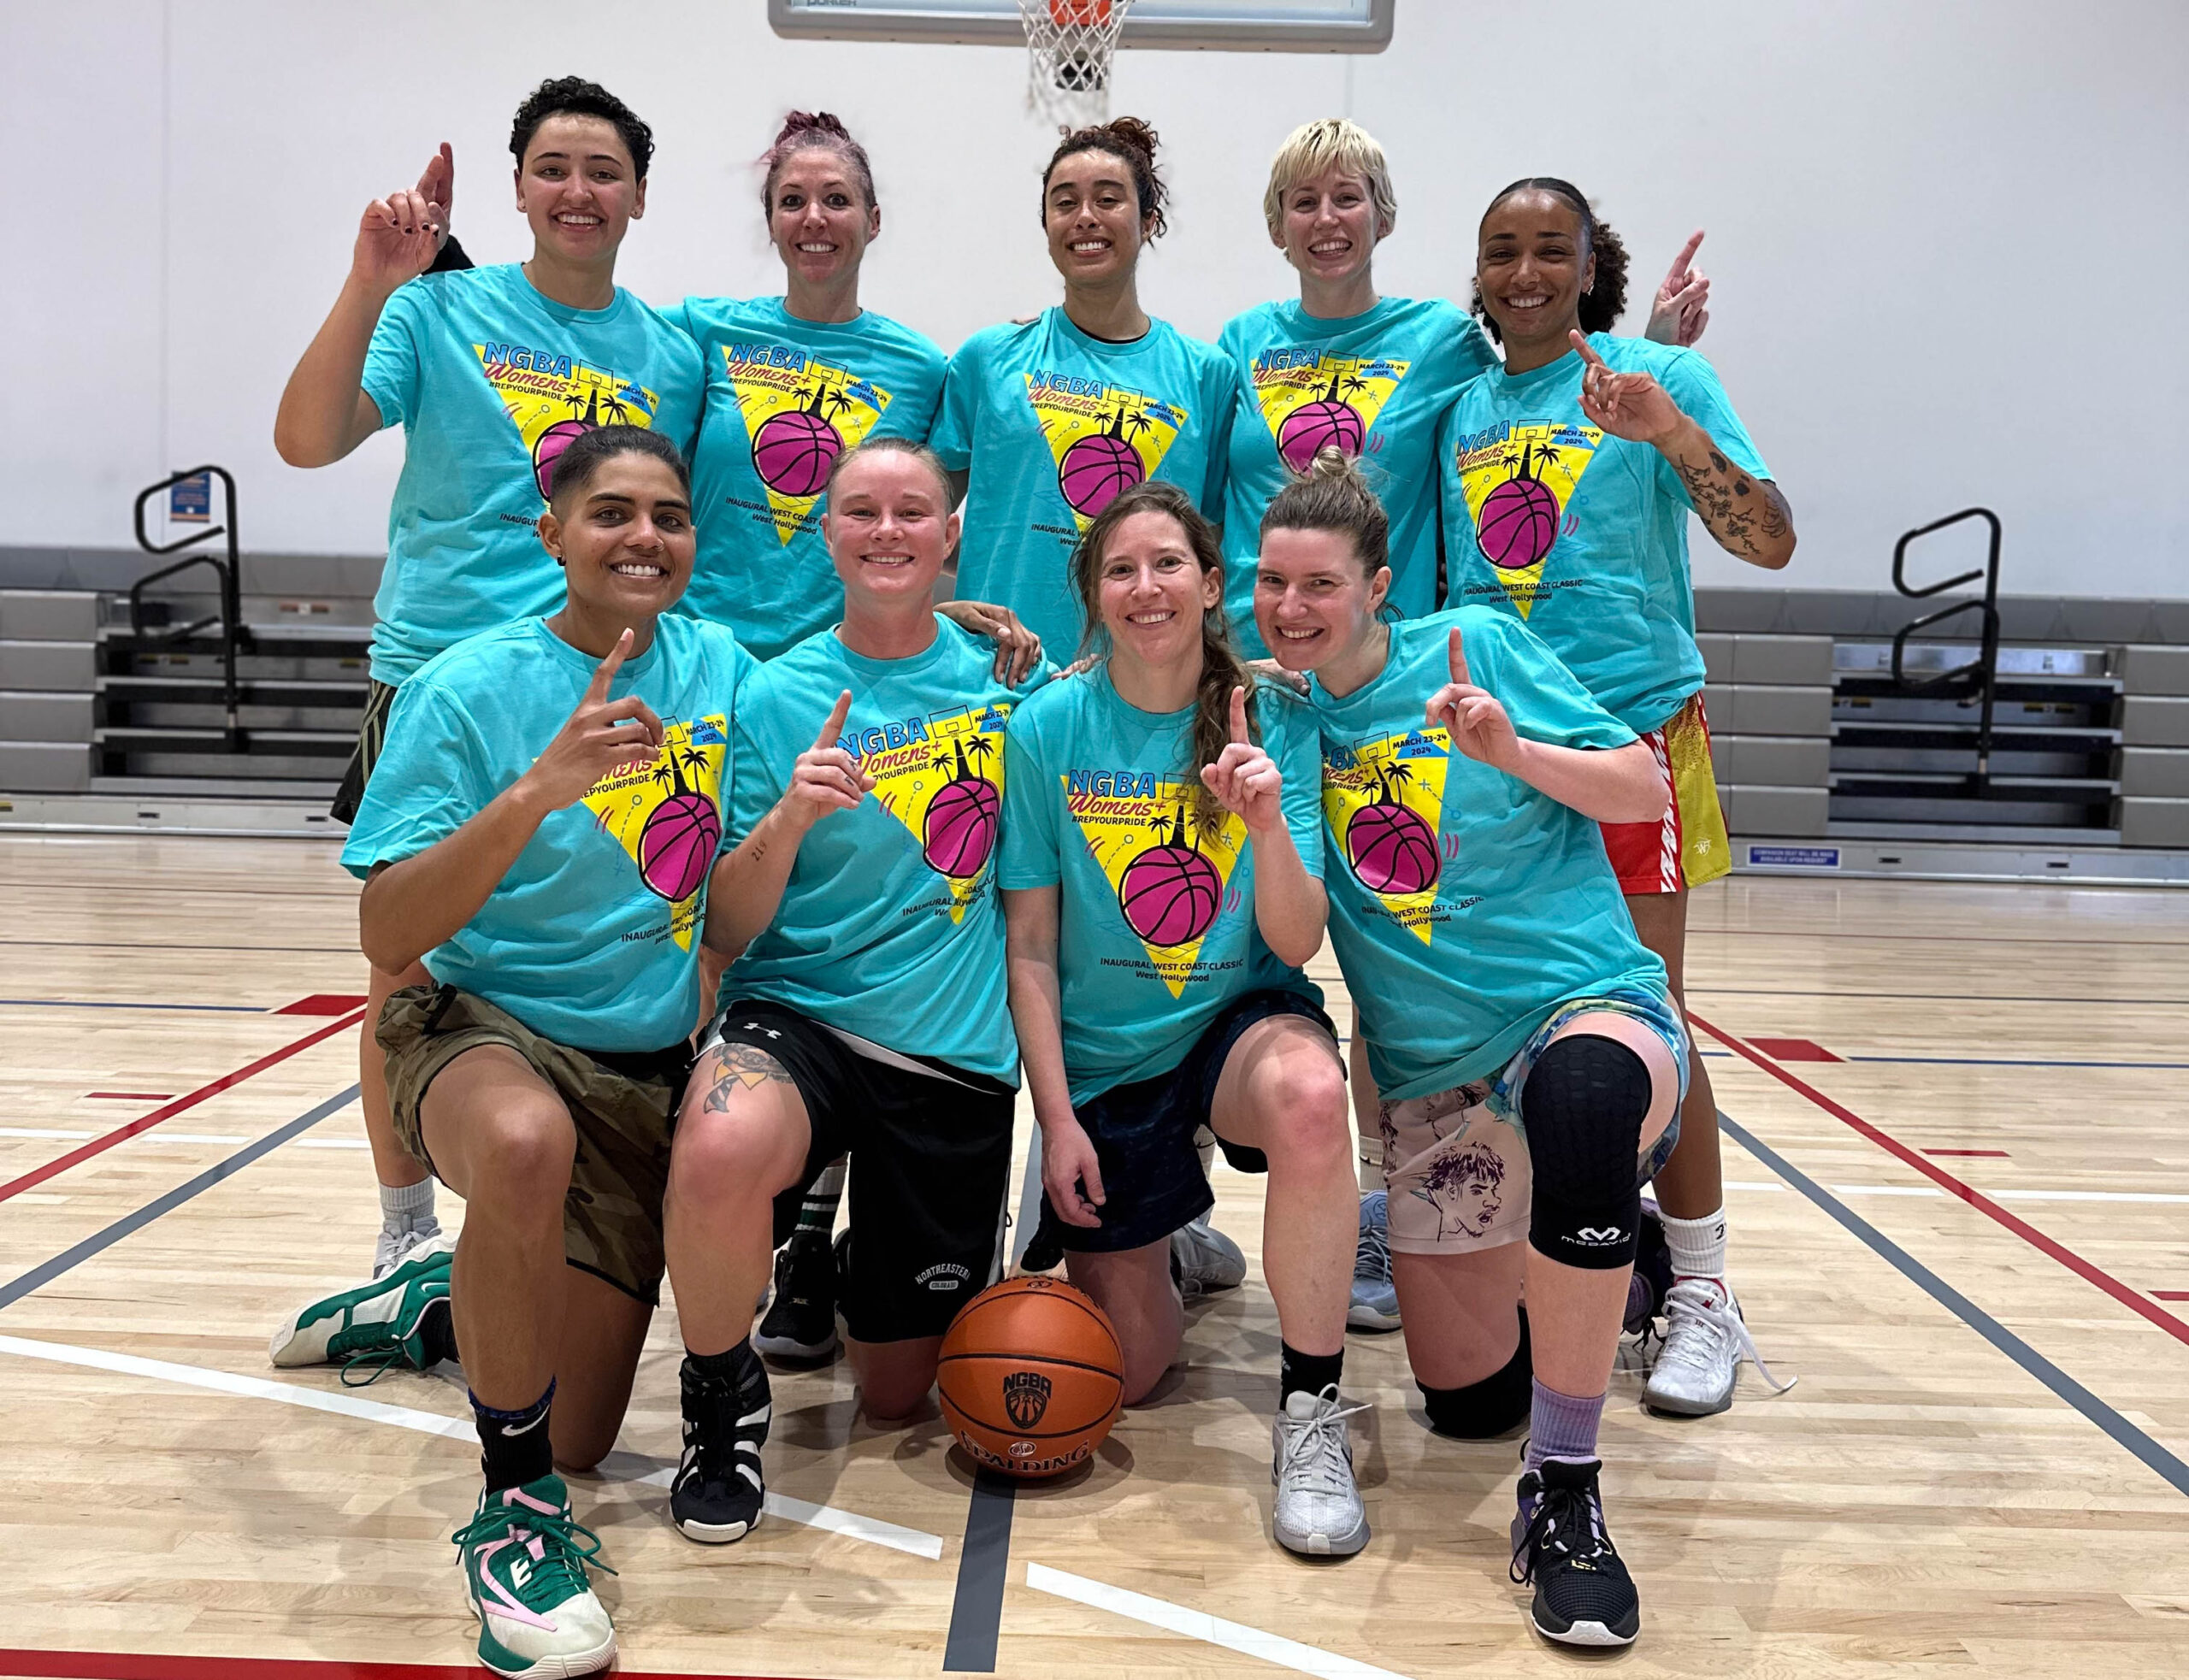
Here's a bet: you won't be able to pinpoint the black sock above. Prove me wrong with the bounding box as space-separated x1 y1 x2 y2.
682 1339 768 1406
473 1381 554 1493
418 1298 460 1368
1279 1341 1344 1407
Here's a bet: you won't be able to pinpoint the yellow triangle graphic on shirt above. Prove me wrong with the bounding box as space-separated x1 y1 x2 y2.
578 715 729 952
1454 421 1603 619
471 348 664 502
1024 374 1186 530
859 703 1013 924
1321 728 1449 946
1251 351 1410 473
723 348 892 545
1063 775 1245 998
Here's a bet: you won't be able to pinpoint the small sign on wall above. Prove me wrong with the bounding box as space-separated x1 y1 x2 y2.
1747 844 1841 869
168 472 211 523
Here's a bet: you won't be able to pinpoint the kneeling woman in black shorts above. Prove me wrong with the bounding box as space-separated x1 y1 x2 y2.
336 426 752 1677
1000 481 1366 1559
668 438 1050 1541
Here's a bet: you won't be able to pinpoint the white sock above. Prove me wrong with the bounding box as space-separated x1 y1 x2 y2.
380 1176 438 1237
1662 1206 1727 1286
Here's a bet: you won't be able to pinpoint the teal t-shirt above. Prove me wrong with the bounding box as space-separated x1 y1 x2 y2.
358 263 708 685
930 308 1238 661
999 667 1323 1105
1309 608 1668 1099
723 618 1047 1083
670 297 947 659
340 614 755 1051
1438 333 1768 734
1218 297 1495 657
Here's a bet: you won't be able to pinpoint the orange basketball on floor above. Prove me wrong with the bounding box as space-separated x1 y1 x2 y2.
936 1276 1124 1479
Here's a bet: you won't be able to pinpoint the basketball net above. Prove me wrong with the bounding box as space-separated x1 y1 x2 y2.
1018 0 1133 127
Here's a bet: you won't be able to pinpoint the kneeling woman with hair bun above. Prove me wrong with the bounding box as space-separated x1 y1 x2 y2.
665 438 1052 1543
1000 481 1366 1559
338 426 752 1676
1259 449 1685 1648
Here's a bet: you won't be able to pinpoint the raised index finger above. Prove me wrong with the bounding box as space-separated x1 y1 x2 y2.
1568 329 1608 368
1663 228 1705 286
1447 626 1471 687
587 628 634 702
814 688 853 753
1229 685 1250 746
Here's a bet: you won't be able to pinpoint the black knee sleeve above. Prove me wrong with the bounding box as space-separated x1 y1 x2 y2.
1524 1034 1651 1270
1419 1307 1531 1438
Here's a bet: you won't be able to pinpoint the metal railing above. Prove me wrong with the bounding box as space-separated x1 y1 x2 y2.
1890 506 2001 783
130 465 242 738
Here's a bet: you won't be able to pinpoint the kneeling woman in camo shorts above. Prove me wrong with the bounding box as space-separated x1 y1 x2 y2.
667 438 1052 1543
339 425 757 1677
1254 451 1684 1651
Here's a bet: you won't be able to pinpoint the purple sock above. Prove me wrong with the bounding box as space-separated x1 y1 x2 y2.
1523 1377 1606 1478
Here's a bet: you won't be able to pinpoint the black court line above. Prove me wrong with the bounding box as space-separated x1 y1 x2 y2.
0 1087 357 1312
1720 1110 2189 1500
941 1469 1016 1672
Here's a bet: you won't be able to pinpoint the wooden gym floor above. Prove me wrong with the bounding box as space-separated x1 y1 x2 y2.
3 832 2187 1679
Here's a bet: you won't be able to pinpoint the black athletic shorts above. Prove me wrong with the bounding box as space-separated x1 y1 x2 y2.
330 677 399 825
1047 987 1337 1256
702 999 1015 1344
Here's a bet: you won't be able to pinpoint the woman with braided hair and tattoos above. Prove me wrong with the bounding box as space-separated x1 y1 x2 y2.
1440 177 1797 1421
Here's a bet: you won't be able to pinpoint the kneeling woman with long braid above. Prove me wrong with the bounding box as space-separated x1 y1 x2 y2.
1257 451 1684 1647
1000 481 1365 1559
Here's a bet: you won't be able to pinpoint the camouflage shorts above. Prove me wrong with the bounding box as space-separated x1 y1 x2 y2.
1377 988 1688 1256
379 984 690 1303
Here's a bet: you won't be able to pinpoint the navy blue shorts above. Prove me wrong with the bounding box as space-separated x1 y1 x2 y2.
1045 988 1337 1255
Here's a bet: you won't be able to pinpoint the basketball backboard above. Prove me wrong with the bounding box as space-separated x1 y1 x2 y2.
766 0 1394 53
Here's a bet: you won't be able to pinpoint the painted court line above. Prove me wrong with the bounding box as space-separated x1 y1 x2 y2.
0 1332 947 1562
0 1009 365 1204
1026 1564 1414 1680
0 1648 788 1678
1723 1178 2189 1205
1690 1011 2189 1350
1719 1112 2189 1500
0 1127 368 1151
0 1088 359 1312
944 1470 1017 1671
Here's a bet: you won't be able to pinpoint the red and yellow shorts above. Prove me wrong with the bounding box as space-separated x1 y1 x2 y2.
1599 692 1730 897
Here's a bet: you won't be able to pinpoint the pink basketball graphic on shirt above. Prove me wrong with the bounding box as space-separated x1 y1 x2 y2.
636 744 720 901
1277 369 1371 470
1475 441 1562 571
1118 803 1222 946
751 386 846 498
532 419 590 499
1058 403 1150 516
923 736 1001 879
1345 762 1439 894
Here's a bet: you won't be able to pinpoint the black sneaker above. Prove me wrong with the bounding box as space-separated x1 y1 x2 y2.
1020 1211 1064 1276
754 1229 839 1361
1510 1459 1640 1647
1625 1199 1673 1337
672 1348 770 1544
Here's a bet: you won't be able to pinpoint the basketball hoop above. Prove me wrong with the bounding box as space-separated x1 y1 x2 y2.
1018 0 1133 124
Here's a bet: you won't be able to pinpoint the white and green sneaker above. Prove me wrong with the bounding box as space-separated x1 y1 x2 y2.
268 1232 455 1382
451 1475 617 1678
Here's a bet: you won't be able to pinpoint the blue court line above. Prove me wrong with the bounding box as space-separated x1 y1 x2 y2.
1719 1110 2189 1500
0 998 269 1013
0 1087 357 1312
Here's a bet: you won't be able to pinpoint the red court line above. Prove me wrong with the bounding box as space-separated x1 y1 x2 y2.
0 1653 782 1680
0 1011 365 1205
2157 1292 2189 1303
85 1093 175 1102
1689 1010 2189 1350
1925 1147 2009 1158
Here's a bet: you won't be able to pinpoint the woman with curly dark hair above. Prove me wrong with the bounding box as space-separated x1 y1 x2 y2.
1441 176 1797 1436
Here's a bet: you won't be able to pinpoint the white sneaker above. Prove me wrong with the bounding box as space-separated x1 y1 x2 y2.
1271 1384 1371 1557
1641 1279 1794 1416
375 1218 445 1281
1171 1214 1247 1300
453 1476 617 1677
